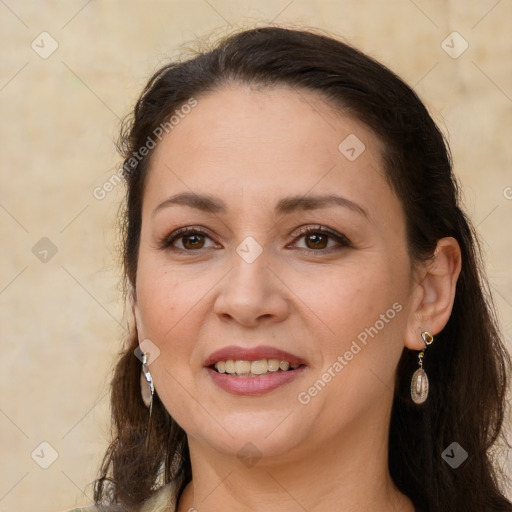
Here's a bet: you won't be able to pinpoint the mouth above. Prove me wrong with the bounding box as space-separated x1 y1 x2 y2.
210 358 304 377
204 345 308 395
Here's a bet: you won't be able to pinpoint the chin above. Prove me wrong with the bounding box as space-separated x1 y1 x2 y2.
184 411 309 461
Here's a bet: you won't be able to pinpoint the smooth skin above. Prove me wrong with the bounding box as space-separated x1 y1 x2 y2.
132 84 461 512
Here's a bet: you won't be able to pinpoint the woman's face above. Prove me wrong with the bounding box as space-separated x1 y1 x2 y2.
133 85 417 461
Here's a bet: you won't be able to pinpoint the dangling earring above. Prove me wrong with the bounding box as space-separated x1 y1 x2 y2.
410 331 434 404
140 352 154 446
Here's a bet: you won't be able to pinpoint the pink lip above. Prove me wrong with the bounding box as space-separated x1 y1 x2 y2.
203 345 308 396
205 365 307 396
203 345 307 367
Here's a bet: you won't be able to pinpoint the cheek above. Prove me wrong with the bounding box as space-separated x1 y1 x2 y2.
297 257 408 402
134 254 226 378
135 260 192 357
136 279 176 337
136 251 205 330
297 258 403 337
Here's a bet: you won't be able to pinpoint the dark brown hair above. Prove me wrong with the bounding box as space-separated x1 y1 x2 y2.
93 26 512 511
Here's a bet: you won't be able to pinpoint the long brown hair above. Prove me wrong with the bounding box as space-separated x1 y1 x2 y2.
93 26 512 511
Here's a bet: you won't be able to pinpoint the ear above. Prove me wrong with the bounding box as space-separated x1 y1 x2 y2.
404 237 462 350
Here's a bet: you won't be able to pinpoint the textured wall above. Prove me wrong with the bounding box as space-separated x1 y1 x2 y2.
0 1 511 510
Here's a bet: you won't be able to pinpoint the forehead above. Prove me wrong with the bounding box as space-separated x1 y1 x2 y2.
144 84 393 220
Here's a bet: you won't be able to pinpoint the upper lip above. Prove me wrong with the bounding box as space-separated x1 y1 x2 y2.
204 345 307 367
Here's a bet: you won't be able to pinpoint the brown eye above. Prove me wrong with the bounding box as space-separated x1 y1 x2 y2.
304 232 329 250
159 228 218 252
291 225 352 253
181 233 205 250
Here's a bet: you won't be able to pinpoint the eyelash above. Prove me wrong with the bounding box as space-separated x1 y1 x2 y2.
158 225 352 254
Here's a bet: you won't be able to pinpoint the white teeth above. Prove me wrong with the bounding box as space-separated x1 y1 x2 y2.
251 359 268 375
235 360 251 375
213 358 301 376
267 359 280 372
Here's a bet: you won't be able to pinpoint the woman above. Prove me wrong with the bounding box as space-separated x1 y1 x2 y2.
69 26 512 512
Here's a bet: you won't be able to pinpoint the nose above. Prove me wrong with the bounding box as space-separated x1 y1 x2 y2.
212 245 291 328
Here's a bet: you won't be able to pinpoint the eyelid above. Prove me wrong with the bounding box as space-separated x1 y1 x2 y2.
289 224 353 250
158 224 352 252
157 226 218 250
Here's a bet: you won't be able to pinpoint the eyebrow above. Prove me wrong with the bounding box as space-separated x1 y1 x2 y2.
152 192 368 218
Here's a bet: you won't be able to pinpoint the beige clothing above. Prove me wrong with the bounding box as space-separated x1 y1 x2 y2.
65 481 176 512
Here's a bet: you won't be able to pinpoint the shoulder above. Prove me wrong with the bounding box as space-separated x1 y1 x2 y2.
63 481 176 512
140 481 176 511
64 507 100 512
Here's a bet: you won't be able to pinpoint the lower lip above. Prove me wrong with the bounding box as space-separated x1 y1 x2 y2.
205 366 307 395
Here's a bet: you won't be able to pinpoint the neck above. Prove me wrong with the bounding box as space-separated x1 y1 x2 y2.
177 407 414 512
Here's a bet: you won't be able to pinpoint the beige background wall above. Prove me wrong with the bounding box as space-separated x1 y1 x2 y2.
0 1 511 510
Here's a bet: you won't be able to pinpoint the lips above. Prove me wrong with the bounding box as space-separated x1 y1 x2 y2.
203 345 307 367
206 365 307 395
203 345 308 396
